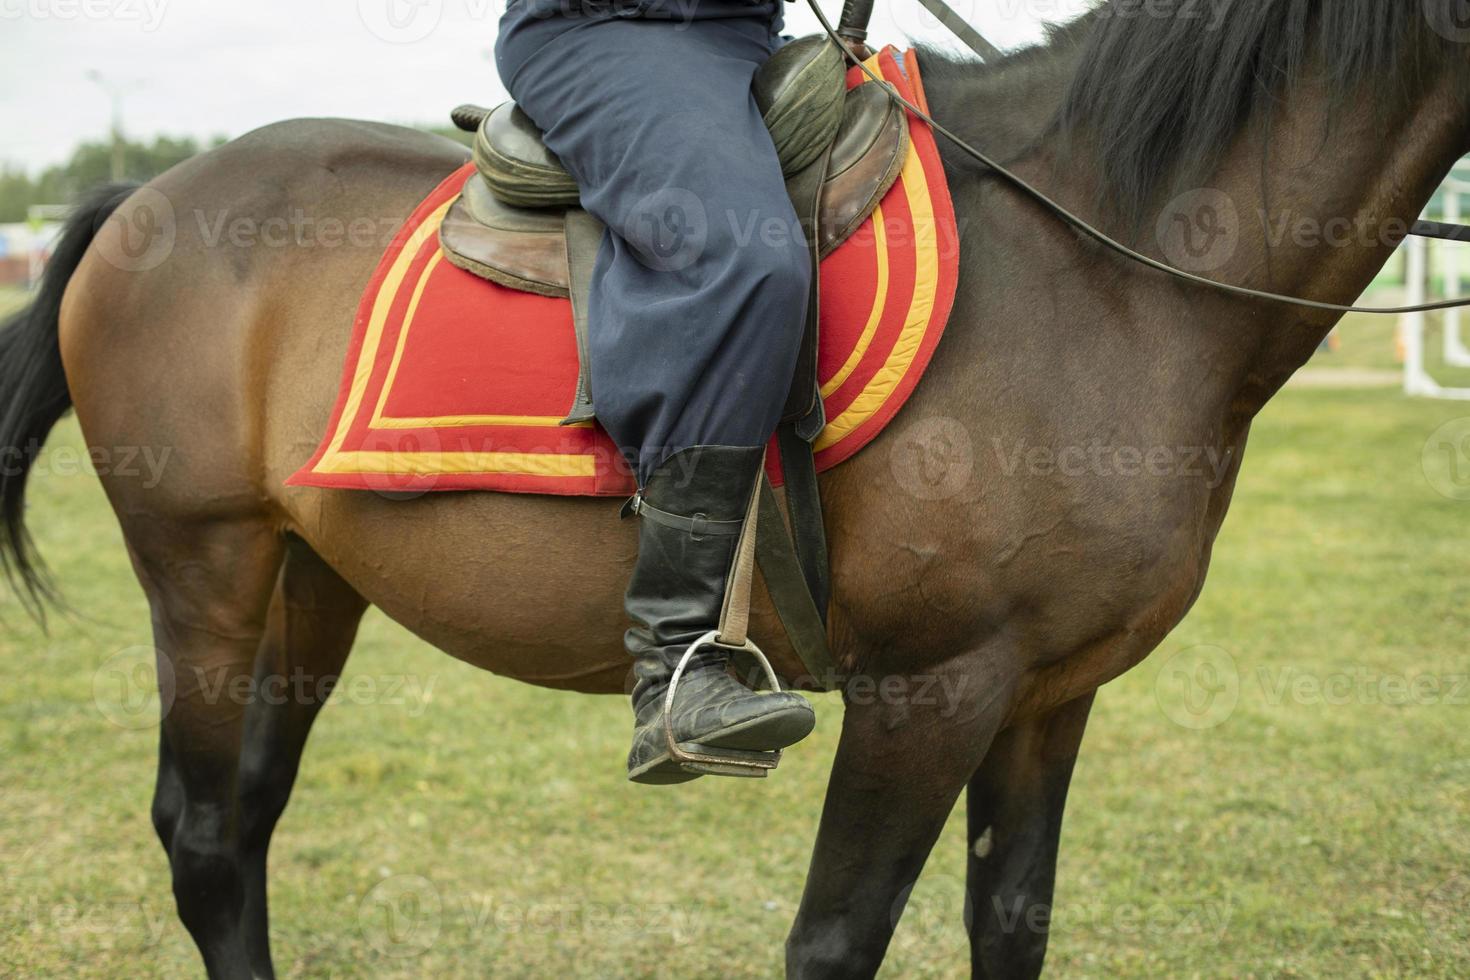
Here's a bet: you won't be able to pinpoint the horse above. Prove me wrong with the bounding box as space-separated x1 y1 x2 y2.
2 2 1466 976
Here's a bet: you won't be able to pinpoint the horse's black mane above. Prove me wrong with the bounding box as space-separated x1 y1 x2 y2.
922 0 1461 227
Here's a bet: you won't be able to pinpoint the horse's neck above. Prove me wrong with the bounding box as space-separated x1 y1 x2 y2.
929 43 1468 416
1198 67 1469 406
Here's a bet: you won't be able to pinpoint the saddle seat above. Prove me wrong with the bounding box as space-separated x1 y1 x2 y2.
440 37 910 299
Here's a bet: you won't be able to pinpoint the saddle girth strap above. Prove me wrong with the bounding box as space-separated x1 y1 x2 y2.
776 421 832 620
755 477 837 683
561 208 602 425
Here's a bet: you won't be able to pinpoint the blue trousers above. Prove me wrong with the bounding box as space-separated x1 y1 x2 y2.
495 0 811 483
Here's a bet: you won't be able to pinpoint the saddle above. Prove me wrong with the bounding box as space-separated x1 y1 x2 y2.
435 37 909 697
440 36 910 428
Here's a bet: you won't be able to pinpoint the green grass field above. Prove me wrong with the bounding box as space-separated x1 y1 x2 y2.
0 287 28 317
2 286 1469 977
1323 310 1470 389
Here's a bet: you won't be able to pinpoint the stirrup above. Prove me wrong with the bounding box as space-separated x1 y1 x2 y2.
662 630 785 778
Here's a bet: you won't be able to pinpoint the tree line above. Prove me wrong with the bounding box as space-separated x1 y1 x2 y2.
0 134 228 223
1 126 472 224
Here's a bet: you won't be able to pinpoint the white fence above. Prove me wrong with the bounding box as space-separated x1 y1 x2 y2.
0 218 64 289
1402 175 1470 399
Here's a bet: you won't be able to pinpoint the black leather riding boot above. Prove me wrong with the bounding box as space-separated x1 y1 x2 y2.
624 445 816 784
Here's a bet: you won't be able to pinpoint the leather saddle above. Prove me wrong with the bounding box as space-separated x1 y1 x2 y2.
441 37 909 301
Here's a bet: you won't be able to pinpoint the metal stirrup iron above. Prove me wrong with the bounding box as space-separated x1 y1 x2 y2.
662 455 786 777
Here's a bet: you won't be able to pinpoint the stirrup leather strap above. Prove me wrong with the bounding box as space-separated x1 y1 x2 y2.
716 459 766 648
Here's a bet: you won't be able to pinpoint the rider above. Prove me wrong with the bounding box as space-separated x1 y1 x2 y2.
495 0 818 783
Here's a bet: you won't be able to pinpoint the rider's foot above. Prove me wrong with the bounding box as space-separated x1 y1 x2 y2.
621 445 817 785
627 649 815 784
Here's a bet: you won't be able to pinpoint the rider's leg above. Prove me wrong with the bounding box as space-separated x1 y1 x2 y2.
497 0 816 782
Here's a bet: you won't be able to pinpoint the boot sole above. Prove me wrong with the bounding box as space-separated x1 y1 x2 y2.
627 701 816 785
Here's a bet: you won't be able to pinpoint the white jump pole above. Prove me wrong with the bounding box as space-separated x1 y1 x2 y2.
1440 182 1470 367
1402 172 1470 400
1404 234 1436 396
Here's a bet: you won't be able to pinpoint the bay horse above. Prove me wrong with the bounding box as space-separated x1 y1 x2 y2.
2 2 1467 976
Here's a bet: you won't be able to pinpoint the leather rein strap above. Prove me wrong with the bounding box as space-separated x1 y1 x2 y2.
808 0 1470 317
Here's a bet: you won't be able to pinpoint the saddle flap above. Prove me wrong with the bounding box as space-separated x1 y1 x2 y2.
815 80 909 257
440 177 571 298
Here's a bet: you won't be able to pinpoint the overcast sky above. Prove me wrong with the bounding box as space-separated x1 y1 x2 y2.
0 0 1091 173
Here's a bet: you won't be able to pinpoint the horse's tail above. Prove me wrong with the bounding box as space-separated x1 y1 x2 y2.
0 182 138 617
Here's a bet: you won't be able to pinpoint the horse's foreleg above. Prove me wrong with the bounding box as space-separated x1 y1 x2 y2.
965 692 1094 980
236 537 368 977
133 518 285 980
786 655 1017 979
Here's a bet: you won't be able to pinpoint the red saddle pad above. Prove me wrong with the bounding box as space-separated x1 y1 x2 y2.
290 48 958 496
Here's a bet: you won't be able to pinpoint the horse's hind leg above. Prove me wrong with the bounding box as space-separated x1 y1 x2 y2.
236 537 368 977
965 693 1094 980
132 517 286 980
